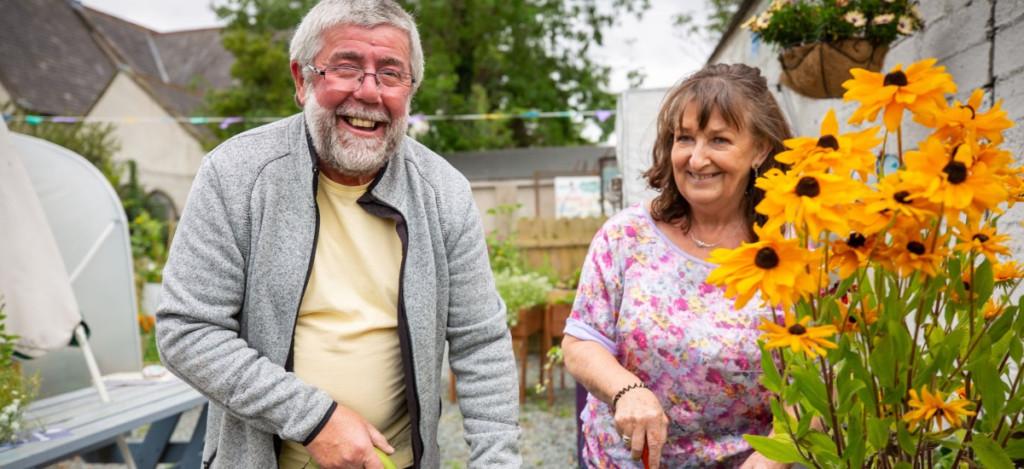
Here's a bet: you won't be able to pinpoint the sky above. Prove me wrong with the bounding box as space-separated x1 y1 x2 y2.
80 0 715 93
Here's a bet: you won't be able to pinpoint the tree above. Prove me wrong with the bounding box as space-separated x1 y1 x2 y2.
673 0 745 41
205 0 650 151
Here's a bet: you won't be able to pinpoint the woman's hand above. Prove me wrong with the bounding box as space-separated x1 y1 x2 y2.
739 451 790 469
613 387 668 469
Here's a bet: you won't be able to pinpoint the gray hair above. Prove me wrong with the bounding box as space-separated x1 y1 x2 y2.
289 0 424 92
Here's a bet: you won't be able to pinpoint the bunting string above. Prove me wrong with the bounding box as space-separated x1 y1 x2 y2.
2 109 616 129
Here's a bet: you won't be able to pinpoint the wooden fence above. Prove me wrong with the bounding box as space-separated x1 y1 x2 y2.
513 217 606 284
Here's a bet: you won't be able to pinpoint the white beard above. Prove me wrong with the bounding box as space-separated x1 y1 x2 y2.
304 93 408 177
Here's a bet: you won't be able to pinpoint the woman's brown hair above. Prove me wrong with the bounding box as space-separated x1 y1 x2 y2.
644 63 792 240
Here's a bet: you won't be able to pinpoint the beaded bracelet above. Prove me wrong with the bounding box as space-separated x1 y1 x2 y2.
611 382 647 411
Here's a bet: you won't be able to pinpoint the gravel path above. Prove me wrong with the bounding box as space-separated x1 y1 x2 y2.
439 352 579 469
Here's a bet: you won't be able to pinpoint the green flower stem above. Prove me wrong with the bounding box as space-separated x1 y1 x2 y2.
995 358 1024 445
951 398 983 468
878 130 890 178
819 356 845 458
896 126 904 168
905 272 935 397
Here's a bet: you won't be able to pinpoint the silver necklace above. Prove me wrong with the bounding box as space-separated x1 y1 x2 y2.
688 230 718 249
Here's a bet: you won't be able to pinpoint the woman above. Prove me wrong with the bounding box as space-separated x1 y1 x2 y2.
563 64 792 468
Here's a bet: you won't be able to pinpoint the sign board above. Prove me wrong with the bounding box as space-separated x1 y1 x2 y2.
555 176 602 218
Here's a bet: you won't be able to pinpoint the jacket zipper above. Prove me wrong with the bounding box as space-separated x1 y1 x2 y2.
276 163 320 467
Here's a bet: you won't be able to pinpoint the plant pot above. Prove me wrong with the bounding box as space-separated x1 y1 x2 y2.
779 39 888 99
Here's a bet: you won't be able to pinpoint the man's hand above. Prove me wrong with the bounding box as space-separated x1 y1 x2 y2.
739 451 790 469
305 405 394 469
613 388 668 469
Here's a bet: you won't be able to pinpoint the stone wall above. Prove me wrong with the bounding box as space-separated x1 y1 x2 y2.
710 0 1024 255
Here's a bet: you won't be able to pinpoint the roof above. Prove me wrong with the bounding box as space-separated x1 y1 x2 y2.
443 146 614 182
707 0 759 64
0 0 232 120
0 0 116 114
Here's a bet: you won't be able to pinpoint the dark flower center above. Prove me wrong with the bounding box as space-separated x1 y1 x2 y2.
847 315 858 324
972 233 990 243
796 176 821 197
884 71 909 87
847 232 867 248
788 324 807 335
755 247 780 269
962 104 976 119
963 280 972 291
907 241 926 255
817 135 840 150
893 191 912 204
943 161 968 184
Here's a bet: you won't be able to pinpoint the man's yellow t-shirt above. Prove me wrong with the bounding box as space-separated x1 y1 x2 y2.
279 174 412 469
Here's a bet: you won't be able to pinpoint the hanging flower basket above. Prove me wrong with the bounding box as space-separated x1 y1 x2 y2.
778 39 888 99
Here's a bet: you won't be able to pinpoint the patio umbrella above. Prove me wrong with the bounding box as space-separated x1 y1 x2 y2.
0 120 80 358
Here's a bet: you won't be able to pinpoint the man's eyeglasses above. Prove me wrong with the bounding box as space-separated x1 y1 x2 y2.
307 64 415 90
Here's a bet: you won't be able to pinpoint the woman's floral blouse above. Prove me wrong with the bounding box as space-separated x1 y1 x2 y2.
565 203 775 468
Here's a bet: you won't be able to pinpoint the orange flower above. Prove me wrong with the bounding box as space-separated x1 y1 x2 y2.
856 174 936 234
833 299 878 333
903 137 1008 218
843 58 957 130
919 89 1013 144
830 232 876 279
884 228 947 278
707 225 820 310
982 300 1006 320
138 314 156 334
759 312 838 358
953 221 1010 263
774 109 880 179
755 168 863 239
904 386 975 432
993 261 1024 283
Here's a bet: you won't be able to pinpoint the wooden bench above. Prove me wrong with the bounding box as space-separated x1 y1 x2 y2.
0 376 206 469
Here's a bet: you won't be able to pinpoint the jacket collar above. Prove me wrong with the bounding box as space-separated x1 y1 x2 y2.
289 113 409 213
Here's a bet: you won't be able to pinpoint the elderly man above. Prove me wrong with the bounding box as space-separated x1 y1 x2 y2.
155 1 521 468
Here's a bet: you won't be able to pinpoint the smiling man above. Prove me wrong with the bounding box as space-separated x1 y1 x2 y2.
154 1 521 468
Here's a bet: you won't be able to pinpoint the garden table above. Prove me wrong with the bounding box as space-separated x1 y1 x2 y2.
0 376 206 469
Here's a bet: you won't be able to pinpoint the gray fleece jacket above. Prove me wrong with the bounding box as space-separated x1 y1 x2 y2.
156 114 521 468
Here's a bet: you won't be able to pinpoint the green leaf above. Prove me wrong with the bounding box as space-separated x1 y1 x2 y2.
867 416 889 451
838 379 866 414
972 434 1014 469
844 403 866 469
974 259 995 308
970 352 1007 419
871 335 896 388
896 423 915 454
1005 438 1024 460
760 345 782 393
743 435 807 464
792 367 830 418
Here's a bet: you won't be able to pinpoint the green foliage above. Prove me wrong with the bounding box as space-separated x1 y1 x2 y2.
3 102 123 188
494 269 552 326
0 300 37 444
204 0 649 151
131 212 168 284
673 0 745 40
746 0 923 50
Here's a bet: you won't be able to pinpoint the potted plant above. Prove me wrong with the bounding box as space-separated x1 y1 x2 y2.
130 212 168 316
744 0 923 98
0 299 37 445
706 58 1023 466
